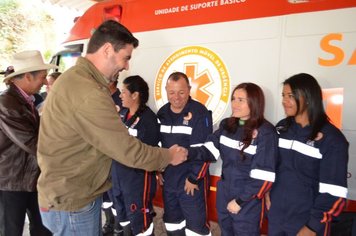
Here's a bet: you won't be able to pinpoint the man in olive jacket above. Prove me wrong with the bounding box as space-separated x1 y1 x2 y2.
0 50 56 236
37 20 187 235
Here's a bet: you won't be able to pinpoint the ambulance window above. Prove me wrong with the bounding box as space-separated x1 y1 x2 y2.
58 52 81 72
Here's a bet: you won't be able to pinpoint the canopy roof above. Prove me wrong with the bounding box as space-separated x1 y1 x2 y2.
43 0 97 12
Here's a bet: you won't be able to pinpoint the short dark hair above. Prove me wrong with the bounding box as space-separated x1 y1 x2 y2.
48 72 61 80
87 20 139 54
167 72 190 86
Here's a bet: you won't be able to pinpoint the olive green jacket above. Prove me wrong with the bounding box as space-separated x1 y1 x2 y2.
37 57 169 211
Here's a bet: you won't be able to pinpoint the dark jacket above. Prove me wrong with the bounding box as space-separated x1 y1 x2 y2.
0 84 40 192
113 107 160 186
157 98 213 187
270 118 349 234
189 118 278 205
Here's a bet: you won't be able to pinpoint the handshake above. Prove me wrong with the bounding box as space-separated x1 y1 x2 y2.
168 144 189 165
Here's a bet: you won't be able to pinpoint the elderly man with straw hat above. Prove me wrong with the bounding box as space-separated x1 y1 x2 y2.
0 50 56 236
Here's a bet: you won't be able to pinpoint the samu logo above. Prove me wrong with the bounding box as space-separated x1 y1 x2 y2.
154 46 231 124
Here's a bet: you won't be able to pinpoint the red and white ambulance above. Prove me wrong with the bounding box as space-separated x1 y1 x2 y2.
51 0 356 233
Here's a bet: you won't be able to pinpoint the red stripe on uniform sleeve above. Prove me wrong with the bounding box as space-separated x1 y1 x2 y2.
321 198 346 223
197 162 210 179
257 181 273 199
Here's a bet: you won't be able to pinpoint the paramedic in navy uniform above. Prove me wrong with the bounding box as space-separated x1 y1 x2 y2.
157 72 212 236
188 83 278 236
102 79 123 236
111 75 158 236
267 73 349 236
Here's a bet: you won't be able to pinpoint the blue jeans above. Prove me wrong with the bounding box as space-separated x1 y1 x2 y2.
40 197 103 236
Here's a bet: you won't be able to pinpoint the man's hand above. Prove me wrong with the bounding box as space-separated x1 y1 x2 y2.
227 199 241 214
297 226 316 236
168 144 188 165
184 178 199 196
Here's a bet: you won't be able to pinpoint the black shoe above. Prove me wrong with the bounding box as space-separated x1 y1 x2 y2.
102 221 114 235
102 207 115 235
113 228 124 236
115 224 132 236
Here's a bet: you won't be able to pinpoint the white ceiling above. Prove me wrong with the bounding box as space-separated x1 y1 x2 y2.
43 0 98 12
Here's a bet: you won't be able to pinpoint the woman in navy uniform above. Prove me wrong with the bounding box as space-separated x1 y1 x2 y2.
111 75 159 236
102 80 123 236
189 83 278 236
267 73 349 236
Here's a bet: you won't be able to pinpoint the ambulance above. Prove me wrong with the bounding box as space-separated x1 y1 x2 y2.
51 0 356 233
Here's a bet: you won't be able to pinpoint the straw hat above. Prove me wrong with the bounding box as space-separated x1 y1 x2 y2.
4 50 58 83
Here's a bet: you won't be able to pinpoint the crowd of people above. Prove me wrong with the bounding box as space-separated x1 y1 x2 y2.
0 19 349 236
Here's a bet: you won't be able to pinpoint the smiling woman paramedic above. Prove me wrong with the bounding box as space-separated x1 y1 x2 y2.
267 73 349 236
188 83 278 236
111 75 159 236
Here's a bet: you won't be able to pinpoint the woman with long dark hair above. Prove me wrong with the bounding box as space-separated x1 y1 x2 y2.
267 73 349 236
189 82 278 235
